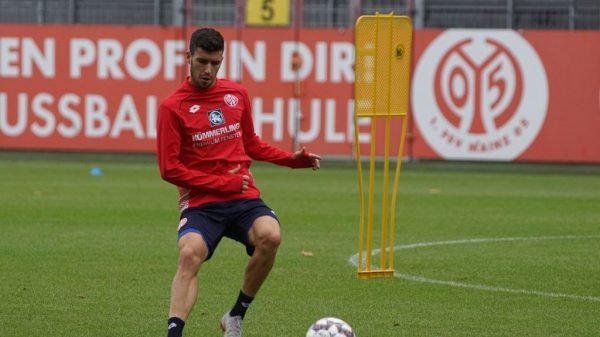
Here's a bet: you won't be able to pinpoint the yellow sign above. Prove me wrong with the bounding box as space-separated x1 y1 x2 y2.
246 0 291 26
354 14 413 117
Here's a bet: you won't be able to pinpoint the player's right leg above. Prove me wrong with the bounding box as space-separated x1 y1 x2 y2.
167 232 208 337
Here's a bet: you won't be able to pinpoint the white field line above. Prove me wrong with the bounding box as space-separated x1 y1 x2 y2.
348 235 600 302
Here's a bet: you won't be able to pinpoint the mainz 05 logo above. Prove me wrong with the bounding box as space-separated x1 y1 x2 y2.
412 30 548 161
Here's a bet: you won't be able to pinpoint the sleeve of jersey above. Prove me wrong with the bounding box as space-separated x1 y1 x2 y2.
156 103 243 192
239 90 311 169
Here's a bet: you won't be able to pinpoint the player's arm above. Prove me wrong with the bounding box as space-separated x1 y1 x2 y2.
156 104 246 192
244 133 321 170
240 90 321 170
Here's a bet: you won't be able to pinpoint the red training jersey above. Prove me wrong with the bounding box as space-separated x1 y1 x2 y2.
157 78 304 212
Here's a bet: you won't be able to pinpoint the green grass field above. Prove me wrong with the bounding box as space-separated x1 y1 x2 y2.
1 152 599 337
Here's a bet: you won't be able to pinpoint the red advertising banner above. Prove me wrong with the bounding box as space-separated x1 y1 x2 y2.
411 29 600 163
1 25 599 162
0 25 187 152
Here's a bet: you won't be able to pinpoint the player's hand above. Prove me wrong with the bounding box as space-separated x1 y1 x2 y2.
293 147 321 170
229 164 250 191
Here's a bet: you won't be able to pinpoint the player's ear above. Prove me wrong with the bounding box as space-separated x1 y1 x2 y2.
186 51 192 65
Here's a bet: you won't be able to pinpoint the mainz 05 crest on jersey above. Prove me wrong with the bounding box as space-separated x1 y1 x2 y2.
224 94 239 107
207 109 225 126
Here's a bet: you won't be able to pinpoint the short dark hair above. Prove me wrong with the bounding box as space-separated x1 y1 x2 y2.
189 28 224 54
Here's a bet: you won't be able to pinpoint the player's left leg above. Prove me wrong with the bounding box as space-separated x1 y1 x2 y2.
221 214 281 337
243 215 282 296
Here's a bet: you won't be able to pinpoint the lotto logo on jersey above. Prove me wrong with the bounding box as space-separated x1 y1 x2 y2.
207 109 225 126
412 30 548 161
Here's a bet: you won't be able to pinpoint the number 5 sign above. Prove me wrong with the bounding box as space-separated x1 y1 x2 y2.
246 0 290 26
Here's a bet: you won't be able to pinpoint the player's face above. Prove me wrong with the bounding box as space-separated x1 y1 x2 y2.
187 47 223 89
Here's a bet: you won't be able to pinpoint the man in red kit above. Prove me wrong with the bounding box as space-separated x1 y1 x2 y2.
157 28 321 337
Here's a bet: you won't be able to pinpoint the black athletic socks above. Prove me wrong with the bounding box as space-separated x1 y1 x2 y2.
167 317 185 337
166 291 251 337
229 290 254 319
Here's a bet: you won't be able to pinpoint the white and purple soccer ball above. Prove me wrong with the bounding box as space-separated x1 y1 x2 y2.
306 317 356 337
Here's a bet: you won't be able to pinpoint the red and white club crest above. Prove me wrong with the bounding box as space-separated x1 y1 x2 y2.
178 217 187 231
412 30 548 161
224 94 238 107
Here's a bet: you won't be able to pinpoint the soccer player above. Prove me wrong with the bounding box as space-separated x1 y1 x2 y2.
157 28 321 337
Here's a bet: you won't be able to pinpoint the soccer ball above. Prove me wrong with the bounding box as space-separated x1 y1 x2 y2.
305 317 356 337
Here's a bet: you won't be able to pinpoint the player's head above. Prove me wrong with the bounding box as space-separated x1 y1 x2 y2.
189 28 224 54
187 28 224 89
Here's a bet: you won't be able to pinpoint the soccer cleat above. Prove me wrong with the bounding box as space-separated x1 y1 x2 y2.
220 312 242 337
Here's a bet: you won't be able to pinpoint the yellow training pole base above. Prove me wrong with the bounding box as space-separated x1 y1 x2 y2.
358 269 395 279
